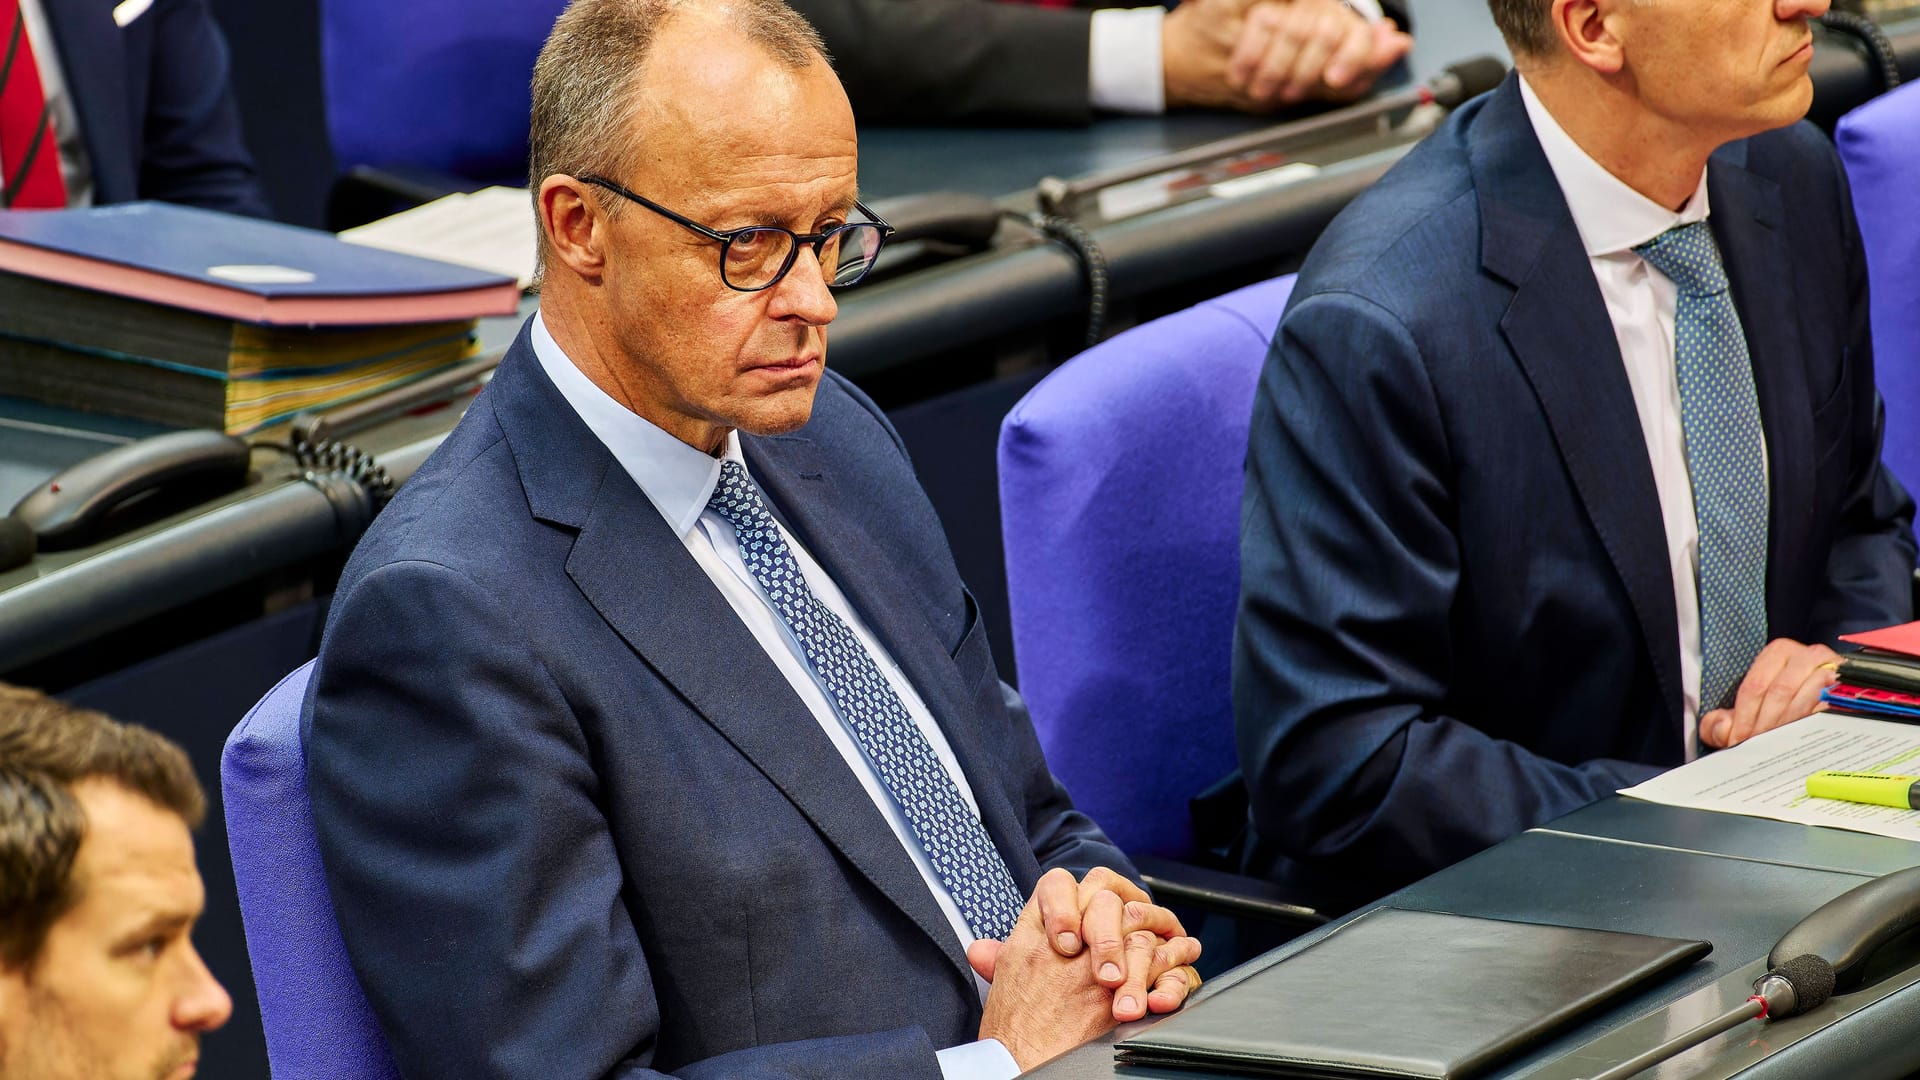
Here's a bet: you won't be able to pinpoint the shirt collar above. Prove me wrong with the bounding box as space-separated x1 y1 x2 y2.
1517 74 1711 258
530 311 741 538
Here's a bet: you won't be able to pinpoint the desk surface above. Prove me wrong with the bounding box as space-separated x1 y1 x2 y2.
1031 799 1920 1080
856 0 1508 201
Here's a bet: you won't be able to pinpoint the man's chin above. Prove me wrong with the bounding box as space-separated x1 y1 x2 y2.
729 384 821 438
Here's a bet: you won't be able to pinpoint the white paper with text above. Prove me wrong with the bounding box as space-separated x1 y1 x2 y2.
1618 713 1920 842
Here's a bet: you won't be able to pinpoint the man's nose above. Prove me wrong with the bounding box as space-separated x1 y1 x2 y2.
1777 0 1828 24
770 244 839 325
172 944 234 1033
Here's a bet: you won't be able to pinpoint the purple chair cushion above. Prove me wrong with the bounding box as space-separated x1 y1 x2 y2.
222 660 401 1080
1837 83 1920 505
322 1 570 182
998 274 1296 859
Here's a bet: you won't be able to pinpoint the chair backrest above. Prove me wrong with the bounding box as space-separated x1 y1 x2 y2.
1836 82 1920 504
222 660 401 1080
997 274 1296 860
320 0 569 184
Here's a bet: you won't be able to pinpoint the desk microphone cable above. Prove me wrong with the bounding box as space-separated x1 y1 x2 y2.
1819 11 1902 92
1006 209 1109 349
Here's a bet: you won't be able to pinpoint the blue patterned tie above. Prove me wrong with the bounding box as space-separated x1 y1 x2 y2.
707 460 1023 941
1634 222 1769 721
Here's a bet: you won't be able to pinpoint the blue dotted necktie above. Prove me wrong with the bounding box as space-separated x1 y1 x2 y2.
707 460 1023 941
1634 222 1769 720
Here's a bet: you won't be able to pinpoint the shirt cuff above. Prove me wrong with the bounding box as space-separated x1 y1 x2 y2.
937 1038 1022 1080
1342 0 1386 21
1089 7 1167 115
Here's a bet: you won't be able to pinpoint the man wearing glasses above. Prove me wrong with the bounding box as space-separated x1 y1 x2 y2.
302 1 1200 1078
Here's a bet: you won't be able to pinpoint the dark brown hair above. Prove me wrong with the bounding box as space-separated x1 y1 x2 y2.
0 685 205 971
1486 0 1554 59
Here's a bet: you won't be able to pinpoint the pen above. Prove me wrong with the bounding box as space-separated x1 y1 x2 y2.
1806 770 1920 810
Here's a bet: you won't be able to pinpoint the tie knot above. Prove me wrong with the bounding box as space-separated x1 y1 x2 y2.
708 459 769 534
1633 221 1728 297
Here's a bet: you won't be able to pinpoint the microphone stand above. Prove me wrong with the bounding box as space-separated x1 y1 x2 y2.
1034 56 1508 216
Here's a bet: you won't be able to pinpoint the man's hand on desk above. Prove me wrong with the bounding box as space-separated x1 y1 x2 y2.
970 876 1203 1070
1700 638 1840 749
1162 0 1411 112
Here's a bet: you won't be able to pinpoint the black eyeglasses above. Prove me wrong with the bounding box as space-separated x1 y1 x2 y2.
576 174 895 292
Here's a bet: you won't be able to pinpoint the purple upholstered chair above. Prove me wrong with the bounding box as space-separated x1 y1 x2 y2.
998 275 1316 925
322 0 568 186
223 660 402 1080
1837 82 1920 506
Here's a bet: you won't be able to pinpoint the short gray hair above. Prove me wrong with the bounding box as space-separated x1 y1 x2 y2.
527 0 829 279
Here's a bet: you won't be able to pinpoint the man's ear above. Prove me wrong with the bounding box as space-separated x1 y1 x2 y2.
1550 0 1628 75
538 175 610 281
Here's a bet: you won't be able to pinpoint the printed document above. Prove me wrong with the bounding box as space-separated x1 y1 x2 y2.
340 187 537 289
1618 713 1920 842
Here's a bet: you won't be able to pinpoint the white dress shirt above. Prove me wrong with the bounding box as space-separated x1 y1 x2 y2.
1089 0 1385 115
1517 76 1770 757
531 315 1019 1080
16 0 95 206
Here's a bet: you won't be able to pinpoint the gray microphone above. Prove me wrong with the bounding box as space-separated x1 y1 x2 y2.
1581 955 1834 1080
1037 56 1511 215
1580 864 1920 1080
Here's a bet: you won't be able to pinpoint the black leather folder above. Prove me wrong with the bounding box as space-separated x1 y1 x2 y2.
1115 907 1710 1079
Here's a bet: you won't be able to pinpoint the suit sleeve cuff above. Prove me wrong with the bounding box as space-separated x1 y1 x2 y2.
1089 7 1166 114
937 1038 1022 1080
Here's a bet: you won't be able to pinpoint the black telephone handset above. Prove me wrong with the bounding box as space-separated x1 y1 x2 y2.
1770 863 1920 993
868 192 1005 251
10 430 251 552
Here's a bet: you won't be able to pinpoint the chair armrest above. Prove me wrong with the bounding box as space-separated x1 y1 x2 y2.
1135 855 1330 930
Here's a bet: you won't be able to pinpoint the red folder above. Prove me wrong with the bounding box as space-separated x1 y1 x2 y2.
1840 620 1920 660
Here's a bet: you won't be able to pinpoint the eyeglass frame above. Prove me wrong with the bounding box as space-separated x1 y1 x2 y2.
574 173 896 293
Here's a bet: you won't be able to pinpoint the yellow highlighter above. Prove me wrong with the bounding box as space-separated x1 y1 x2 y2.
1806 770 1920 810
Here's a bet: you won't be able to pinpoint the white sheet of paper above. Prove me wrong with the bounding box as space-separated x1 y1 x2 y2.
339 187 537 290
1618 713 1920 842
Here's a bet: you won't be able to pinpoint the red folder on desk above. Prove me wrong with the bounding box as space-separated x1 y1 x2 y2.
1840 621 1920 660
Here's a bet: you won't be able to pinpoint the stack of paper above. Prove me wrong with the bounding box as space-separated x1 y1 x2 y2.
339 187 538 291
1620 713 1920 842
0 202 517 433
1826 622 1920 720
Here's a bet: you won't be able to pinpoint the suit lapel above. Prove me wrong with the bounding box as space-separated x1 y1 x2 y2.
1473 79 1685 735
45 0 136 203
746 432 1044 895
1707 148 1809 634
490 344 978 992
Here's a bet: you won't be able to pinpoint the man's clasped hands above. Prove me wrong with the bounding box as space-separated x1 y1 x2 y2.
1165 0 1414 113
970 867 1203 1071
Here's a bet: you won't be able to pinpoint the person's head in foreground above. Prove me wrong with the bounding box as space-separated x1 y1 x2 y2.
0 686 230 1080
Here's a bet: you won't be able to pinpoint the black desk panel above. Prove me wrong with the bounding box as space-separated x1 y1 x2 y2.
1029 821 1920 1080
1546 796 1920 879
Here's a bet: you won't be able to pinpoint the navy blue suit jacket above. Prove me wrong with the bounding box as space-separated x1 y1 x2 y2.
305 325 1130 1079
1234 76 1917 907
47 0 267 216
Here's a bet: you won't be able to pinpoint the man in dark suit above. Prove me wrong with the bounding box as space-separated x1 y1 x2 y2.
789 0 1411 124
1234 0 1916 907
305 0 1199 1076
30 0 267 215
